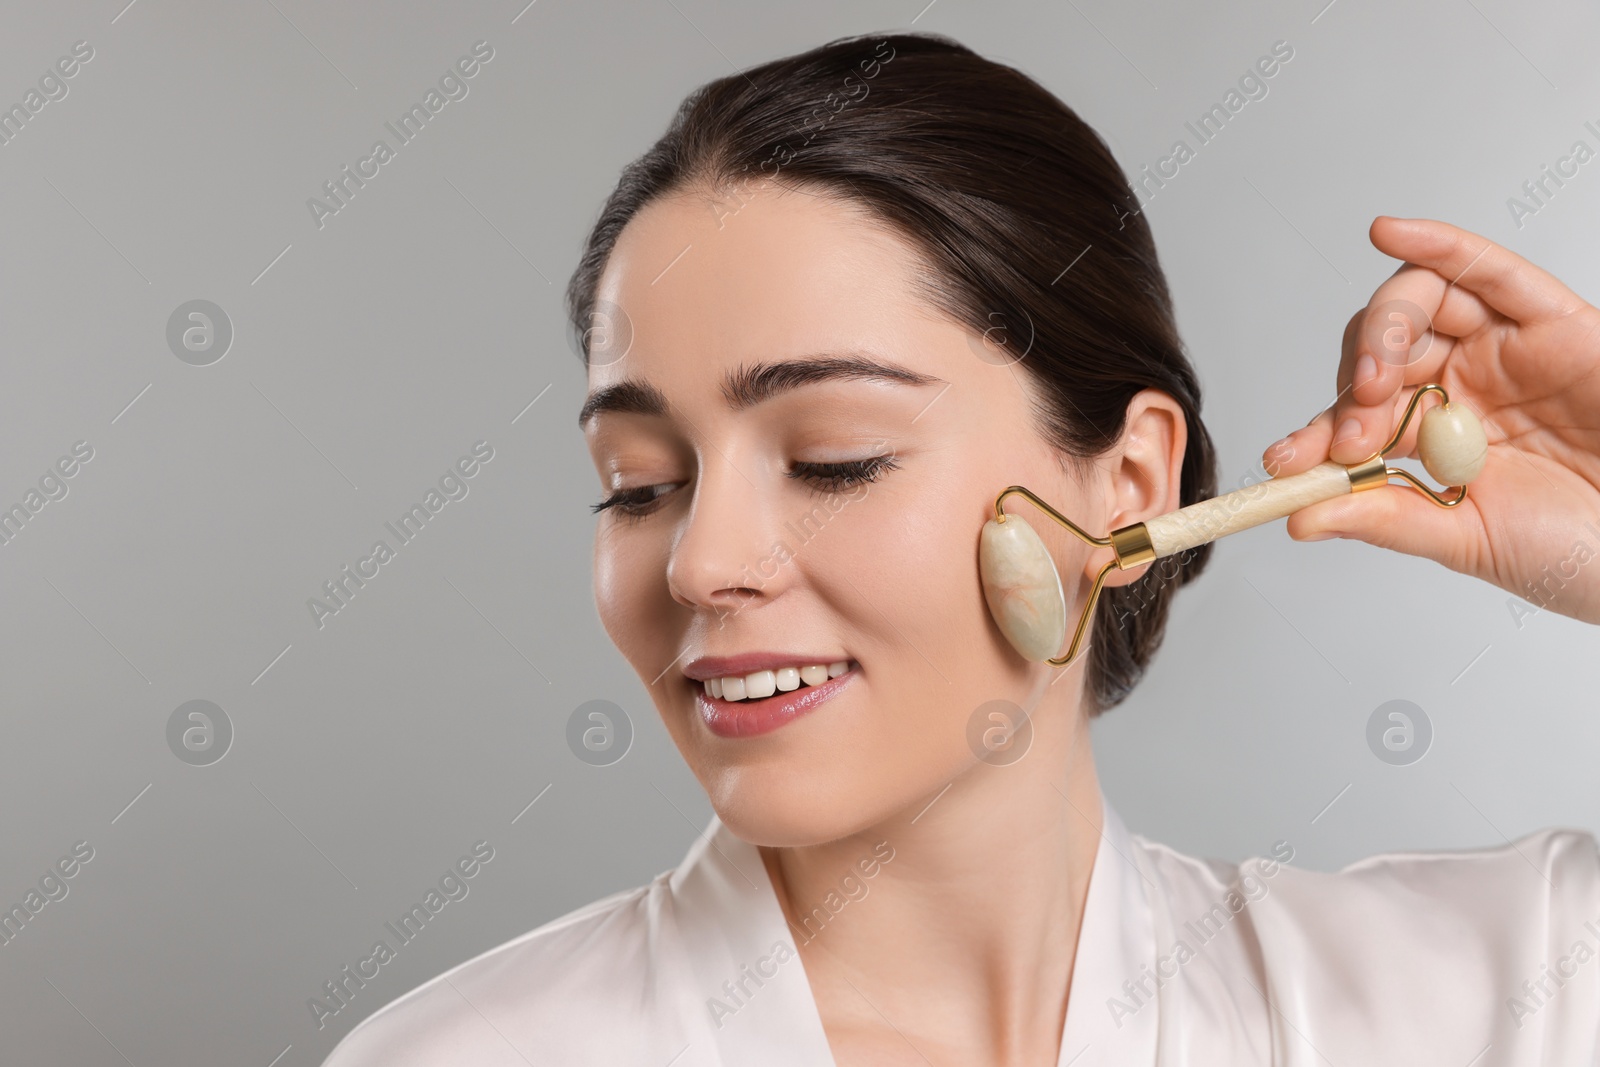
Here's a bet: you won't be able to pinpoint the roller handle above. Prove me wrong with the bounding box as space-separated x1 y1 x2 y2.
1134 400 1488 562
1143 461 1352 559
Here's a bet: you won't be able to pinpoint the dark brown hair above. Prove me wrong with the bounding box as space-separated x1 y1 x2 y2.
566 30 1217 713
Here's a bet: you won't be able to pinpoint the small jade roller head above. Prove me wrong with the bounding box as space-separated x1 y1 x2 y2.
1416 402 1488 486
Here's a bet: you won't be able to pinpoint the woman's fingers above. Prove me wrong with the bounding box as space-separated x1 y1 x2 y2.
1320 214 1571 468
1283 466 1483 577
1369 216 1587 324
1343 265 1450 406
1263 409 1332 477
1262 384 1441 480
1328 274 1464 464
1262 216 1577 522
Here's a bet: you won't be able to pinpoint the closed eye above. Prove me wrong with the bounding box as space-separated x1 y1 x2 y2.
591 454 898 519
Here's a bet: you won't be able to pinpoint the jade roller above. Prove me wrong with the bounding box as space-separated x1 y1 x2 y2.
979 384 1488 666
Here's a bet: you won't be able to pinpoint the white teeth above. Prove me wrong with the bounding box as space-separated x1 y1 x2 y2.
745 670 777 699
702 661 853 702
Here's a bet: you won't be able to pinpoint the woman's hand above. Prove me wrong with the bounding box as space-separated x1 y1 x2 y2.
1262 216 1600 624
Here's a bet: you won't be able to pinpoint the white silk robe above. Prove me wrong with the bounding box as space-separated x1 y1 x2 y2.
321 798 1600 1065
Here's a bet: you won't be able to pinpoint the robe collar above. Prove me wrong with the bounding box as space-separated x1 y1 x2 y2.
668 793 1160 1066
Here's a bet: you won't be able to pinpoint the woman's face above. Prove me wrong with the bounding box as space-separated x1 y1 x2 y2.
582 184 1119 847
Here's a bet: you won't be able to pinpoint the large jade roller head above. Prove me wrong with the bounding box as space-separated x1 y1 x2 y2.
979 384 1487 667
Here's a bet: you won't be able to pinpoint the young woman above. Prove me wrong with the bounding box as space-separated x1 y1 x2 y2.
324 31 1600 1066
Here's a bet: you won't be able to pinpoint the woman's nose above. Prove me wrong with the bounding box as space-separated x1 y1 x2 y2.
666 460 792 617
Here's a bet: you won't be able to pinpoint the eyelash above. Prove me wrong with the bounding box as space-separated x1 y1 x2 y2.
590 454 899 518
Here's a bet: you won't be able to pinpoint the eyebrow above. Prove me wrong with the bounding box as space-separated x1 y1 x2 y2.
577 353 944 427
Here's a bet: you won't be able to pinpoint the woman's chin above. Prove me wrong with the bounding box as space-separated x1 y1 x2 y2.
703 766 948 848
712 802 879 849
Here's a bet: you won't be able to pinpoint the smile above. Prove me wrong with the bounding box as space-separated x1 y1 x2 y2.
684 655 859 738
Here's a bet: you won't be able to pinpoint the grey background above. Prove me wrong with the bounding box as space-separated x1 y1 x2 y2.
0 0 1595 1063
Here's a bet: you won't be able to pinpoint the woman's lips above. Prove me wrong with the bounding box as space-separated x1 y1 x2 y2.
696 665 857 738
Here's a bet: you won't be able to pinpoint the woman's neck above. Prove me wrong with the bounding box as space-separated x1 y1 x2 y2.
758 685 1104 1065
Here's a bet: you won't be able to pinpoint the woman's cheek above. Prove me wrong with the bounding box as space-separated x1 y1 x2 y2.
592 529 672 676
590 541 631 666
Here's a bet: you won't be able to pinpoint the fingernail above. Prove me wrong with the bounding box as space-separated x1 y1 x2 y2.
1354 353 1377 389
1332 417 1362 445
1303 531 1342 542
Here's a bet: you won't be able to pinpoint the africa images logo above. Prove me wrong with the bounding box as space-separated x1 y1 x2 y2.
306 41 495 230
307 441 494 629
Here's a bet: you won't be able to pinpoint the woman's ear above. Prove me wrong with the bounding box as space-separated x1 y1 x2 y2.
1093 389 1186 589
